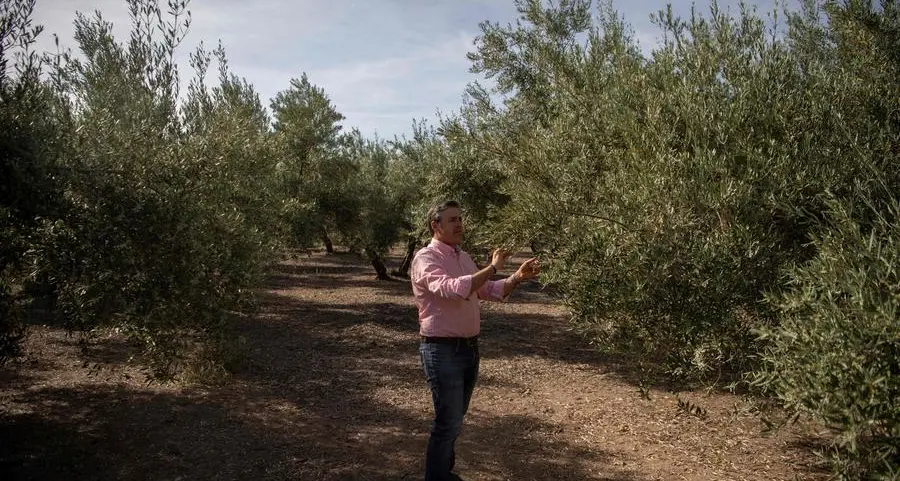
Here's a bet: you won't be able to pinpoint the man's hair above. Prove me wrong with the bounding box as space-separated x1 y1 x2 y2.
426 200 460 234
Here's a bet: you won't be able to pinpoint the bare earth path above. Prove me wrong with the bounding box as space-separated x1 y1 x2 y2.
1 252 828 481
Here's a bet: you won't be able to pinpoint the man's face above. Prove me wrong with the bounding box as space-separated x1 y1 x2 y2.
432 207 464 246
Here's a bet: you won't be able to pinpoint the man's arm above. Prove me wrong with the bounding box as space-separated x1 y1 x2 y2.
470 249 512 297
477 256 541 301
500 272 524 298
412 254 473 300
468 264 497 297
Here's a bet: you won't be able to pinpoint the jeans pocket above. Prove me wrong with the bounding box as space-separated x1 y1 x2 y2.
419 344 429 378
420 343 441 383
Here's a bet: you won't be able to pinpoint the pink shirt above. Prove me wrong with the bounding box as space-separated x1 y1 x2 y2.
410 239 506 337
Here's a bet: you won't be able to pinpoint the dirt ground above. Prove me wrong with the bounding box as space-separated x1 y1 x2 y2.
1 251 830 481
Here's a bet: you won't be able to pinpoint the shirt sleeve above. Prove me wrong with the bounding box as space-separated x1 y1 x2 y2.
411 252 472 300
477 278 506 301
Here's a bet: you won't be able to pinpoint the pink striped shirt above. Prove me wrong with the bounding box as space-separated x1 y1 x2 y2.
410 239 506 337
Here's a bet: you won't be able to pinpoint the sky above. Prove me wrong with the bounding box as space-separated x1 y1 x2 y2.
30 0 790 140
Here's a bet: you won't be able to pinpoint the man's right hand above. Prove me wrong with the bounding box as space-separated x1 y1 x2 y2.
491 249 510 272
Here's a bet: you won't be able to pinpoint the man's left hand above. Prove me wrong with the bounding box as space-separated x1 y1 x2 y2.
515 257 540 281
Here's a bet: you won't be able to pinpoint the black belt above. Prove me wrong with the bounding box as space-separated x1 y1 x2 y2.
421 336 478 347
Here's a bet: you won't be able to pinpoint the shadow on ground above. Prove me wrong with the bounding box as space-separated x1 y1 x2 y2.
1 253 646 481
0 253 824 481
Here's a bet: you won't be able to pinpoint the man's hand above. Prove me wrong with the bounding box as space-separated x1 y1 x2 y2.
500 256 541 298
470 249 511 297
515 257 540 281
490 249 510 272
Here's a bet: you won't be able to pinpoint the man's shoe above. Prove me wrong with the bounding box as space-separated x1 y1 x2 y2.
449 474 466 481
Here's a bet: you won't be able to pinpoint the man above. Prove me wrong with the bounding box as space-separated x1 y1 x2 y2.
410 200 540 481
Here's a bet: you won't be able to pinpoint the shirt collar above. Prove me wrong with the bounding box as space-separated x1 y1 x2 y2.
429 238 460 256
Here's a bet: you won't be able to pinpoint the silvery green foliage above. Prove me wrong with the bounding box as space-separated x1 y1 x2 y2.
25 0 283 380
1 0 61 363
270 73 351 249
756 196 899 480
461 0 897 476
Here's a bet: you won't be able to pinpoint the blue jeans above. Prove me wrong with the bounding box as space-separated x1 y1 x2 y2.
419 340 479 481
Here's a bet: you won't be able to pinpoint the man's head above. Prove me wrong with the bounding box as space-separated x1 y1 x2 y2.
427 200 463 247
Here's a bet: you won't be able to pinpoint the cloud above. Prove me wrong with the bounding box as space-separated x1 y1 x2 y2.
29 0 797 139
300 30 478 137
32 0 132 49
31 0 487 138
